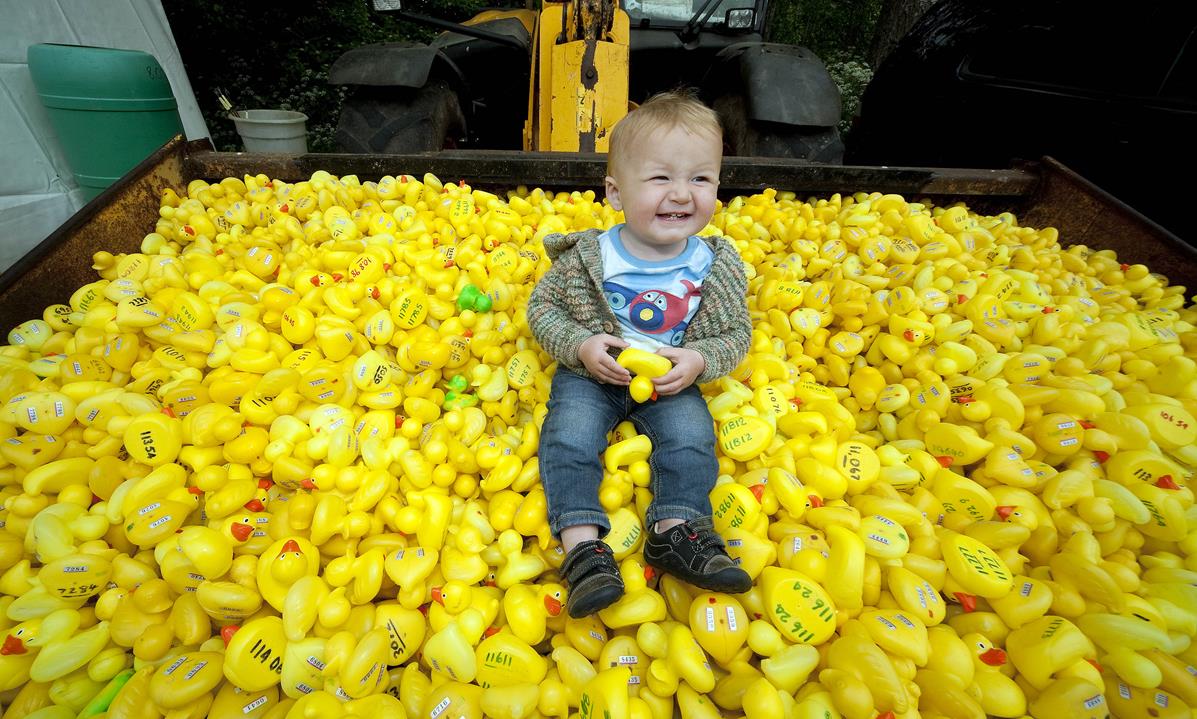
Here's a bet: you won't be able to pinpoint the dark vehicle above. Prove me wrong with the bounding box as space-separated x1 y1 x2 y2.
327 0 843 161
849 0 1197 239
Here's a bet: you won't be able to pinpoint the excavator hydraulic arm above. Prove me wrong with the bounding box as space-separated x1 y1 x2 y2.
526 0 629 152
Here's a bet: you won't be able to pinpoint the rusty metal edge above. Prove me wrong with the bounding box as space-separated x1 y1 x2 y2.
0 136 195 295
1022 156 1197 294
0 136 203 333
182 148 1039 197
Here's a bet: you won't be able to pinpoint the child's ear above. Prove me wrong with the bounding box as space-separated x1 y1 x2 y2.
604 175 622 211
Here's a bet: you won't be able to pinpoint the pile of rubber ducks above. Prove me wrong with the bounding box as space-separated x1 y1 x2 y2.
0 170 1194 719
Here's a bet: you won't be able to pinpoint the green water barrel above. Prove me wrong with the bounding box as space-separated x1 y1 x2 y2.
27 44 184 201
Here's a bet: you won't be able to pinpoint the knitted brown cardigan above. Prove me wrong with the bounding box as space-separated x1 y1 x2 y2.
527 228 751 385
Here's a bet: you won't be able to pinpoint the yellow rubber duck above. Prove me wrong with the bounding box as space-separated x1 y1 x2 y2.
422 607 487 683
1007 615 1099 691
382 545 440 611
1028 677 1109 719
502 582 564 645
256 536 321 611
494 529 547 589
597 558 667 629
962 632 1026 717
27 608 111 683
0 616 42 691
430 580 501 632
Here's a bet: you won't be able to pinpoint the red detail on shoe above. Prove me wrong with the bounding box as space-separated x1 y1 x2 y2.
1157 475 1180 489
749 484 766 502
221 625 239 646
595 545 605 553
954 592 977 612
808 495 823 508
244 499 264 513
544 595 563 616
1093 450 1110 463
994 505 1016 520
688 532 699 540
935 455 954 468
980 647 1007 666
258 479 274 490
1 635 26 655
230 522 253 542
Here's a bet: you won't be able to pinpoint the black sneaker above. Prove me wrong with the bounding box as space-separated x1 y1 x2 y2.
643 517 752 593
560 539 625 618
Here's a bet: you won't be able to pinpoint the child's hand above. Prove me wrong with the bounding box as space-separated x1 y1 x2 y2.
578 334 631 385
652 347 705 395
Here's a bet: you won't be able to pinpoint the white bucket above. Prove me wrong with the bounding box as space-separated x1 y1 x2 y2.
229 110 308 153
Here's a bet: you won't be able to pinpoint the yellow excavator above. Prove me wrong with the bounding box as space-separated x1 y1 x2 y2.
329 0 842 160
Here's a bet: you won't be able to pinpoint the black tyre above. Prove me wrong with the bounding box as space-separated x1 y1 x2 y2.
335 81 466 153
715 94 844 163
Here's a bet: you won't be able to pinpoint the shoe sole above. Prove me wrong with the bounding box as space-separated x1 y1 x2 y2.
566 579 625 618
644 558 752 594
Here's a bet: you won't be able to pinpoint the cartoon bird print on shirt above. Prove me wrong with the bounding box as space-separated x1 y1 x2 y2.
603 280 700 346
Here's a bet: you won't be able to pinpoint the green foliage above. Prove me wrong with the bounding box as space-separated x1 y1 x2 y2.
163 0 487 152
765 0 880 134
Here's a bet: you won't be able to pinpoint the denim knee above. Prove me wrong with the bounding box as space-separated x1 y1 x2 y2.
539 369 623 538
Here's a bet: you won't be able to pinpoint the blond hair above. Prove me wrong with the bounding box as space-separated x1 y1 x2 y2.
607 90 722 177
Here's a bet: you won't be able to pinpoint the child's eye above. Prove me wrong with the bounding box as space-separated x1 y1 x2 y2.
692 176 710 183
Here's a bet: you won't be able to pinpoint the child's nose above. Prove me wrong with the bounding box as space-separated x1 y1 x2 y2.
668 181 691 202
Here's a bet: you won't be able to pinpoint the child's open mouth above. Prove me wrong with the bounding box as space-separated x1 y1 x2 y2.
658 212 689 221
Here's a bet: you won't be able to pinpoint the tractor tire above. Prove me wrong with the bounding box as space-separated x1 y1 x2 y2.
335 81 466 154
715 94 844 163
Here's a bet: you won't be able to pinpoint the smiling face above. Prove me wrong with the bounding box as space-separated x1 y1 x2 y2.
605 124 721 261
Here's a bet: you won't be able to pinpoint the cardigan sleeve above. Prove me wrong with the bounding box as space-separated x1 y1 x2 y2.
682 239 751 384
526 246 597 372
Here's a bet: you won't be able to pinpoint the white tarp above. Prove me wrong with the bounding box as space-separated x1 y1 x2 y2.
0 0 208 274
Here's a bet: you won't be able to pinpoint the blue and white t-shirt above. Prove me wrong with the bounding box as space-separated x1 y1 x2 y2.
599 224 714 351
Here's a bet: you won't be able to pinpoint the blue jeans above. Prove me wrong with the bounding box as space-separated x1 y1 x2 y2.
539 367 717 539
